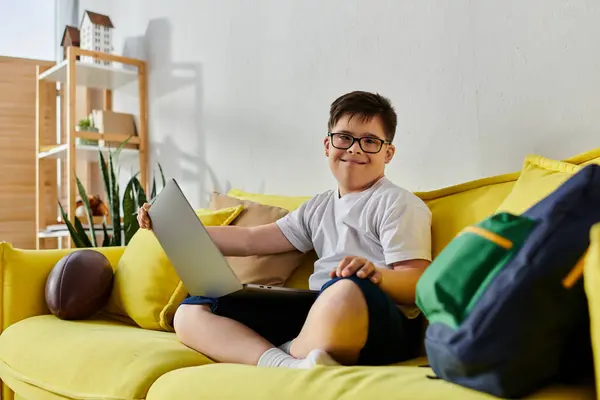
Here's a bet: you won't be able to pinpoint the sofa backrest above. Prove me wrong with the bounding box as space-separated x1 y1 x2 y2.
416 173 518 258
416 149 600 258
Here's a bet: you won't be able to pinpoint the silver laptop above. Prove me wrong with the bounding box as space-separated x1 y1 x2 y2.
148 178 318 299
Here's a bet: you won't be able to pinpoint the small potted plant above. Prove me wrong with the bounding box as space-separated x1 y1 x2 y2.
75 116 99 145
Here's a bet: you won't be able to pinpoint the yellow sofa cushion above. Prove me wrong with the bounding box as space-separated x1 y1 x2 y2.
0 315 210 400
0 243 125 331
105 205 243 331
195 206 244 224
412 148 600 258
496 155 582 215
146 361 594 400
227 188 311 211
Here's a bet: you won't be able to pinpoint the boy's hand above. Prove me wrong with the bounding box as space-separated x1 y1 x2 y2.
137 203 152 230
329 256 382 285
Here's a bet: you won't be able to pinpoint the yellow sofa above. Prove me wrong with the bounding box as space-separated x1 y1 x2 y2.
1 149 599 400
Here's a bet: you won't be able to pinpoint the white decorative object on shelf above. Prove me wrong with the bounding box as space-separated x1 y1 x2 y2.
79 10 114 66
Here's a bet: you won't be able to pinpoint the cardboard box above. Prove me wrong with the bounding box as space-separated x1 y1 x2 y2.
92 110 137 149
93 110 136 136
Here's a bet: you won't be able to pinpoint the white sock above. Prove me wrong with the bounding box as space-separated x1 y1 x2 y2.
299 349 340 368
257 347 340 369
278 340 293 354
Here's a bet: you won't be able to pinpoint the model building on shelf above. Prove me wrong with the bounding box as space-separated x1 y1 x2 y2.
60 26 80 60
79 10 114 66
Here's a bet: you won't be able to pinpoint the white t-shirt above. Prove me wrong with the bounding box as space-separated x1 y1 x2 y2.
276 176 432 292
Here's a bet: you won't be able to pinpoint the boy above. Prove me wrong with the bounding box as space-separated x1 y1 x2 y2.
137 91 432 369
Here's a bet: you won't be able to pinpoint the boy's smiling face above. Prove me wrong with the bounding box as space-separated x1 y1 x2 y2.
325 113 395 196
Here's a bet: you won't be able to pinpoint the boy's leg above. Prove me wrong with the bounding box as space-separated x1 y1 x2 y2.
173 293 337 367
174 304 272 365
289 279 369 365
174 276 417 367
290 276 418 366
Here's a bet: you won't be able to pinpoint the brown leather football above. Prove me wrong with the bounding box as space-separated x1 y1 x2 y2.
45 250 114 320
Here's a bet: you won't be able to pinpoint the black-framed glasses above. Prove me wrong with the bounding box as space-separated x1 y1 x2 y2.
328 132 391 154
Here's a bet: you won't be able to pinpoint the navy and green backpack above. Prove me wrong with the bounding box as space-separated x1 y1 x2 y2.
416 164 600 398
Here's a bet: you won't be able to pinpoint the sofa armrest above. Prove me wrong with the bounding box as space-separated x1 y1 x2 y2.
0 242 125 333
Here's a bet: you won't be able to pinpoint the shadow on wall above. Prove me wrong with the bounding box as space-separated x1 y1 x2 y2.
122 18 221 207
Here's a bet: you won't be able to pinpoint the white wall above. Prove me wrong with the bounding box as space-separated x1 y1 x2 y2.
80 0 600 208
0 0 55 60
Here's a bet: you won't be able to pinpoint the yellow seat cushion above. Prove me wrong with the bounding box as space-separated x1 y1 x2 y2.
496 155 582 215
146 362 594 400
105 205 243 331
227 188 311 211
0 315 210 400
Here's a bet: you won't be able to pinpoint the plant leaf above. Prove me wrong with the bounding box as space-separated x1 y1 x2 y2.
158 162 166 189
123 176 140 245
134 177 147 207
73 216 93 248
150 175 156 200
109 136 132 182
58 201 87 248
131 187 137 210
113 136 132 161
76 177 97 247
109 151 121 246
99 151 111 207
131 175 138 208
102 222 111 247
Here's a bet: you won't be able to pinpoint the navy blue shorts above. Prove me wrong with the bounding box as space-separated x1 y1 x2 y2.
179 275 422 365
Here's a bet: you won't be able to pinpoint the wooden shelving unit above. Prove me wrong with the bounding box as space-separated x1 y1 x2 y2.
36 47 148 249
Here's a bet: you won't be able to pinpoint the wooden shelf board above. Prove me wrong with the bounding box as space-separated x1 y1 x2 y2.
75 131 140 145
38 60 137 90
38 230 71 238
38 143 139 162
38 229 115 239
38 230 121 239
38 224 123 239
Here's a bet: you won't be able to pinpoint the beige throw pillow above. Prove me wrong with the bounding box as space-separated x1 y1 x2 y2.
210 192 307 286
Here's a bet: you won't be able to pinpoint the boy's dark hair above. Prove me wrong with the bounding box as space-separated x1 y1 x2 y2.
328 91 397 142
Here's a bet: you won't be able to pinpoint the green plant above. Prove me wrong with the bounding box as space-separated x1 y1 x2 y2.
59 138 166 248
78 117 92 128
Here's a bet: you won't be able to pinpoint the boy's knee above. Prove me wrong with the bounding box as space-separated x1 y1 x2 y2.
326 277 361 294
295 278 368 363
324 276 374 296
319 278 367 310
173 304 210 342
